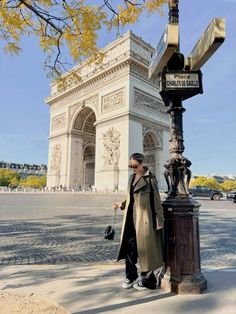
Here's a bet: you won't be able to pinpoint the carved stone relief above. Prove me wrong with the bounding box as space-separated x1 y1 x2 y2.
143 133 156 149
50 144 62 173
142 126 163 148
134 90 166 114
102 89 124 113
143 126 162 137
102 127 121 167
52 113 66 131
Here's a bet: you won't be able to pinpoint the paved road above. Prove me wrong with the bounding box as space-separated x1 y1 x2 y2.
0 193 235 267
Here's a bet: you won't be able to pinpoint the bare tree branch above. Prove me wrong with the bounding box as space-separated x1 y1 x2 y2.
18 0 63 34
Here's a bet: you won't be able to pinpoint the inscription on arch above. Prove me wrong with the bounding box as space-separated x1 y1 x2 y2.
134 90 166 114
102 89 124 113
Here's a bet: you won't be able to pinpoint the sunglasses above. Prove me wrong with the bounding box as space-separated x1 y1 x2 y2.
128 164 140 169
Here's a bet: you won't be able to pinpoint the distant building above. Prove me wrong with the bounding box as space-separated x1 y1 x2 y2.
222 175 236 181
212 175 224 183
0 161 47 177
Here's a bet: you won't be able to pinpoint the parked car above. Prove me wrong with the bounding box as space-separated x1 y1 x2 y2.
233 194 236 203
188 185 223 200
226 190 236 200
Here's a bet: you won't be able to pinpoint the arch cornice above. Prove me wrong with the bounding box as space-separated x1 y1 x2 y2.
46 60 130 105
45 57 159 107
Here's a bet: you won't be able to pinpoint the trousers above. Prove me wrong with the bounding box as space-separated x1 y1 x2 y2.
125 237 157 289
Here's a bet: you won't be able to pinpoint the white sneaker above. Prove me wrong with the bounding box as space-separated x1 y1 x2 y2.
122 279 134 289
133 281 148 291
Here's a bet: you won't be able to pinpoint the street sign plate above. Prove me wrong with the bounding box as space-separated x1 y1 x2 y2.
165 72 200 89
160 70 203 104
188 18 225 70
148 23 179 79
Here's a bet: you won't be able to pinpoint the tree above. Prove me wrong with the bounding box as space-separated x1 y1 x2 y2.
0 169 20 186
190 176 221 190
0 0 168 78
220 180 236 192
20 175 46 188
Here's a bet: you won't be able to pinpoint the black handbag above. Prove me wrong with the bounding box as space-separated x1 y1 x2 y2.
104 225 115 240
104 210 117 241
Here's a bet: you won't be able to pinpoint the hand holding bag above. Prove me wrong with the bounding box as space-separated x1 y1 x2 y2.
104 209 117 240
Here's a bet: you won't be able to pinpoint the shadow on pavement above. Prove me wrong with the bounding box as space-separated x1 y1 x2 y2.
72 292 174 314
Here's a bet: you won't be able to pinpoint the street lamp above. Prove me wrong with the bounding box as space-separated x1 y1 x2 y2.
159 0 207 294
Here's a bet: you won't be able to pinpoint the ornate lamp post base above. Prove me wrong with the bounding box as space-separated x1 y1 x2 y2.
161 196 207 294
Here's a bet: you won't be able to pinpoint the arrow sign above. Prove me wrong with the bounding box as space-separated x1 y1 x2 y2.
188 18 225 70
149 23 179 79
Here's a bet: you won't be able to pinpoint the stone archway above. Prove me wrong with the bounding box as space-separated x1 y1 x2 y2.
143 130 162 182
71 107 96 188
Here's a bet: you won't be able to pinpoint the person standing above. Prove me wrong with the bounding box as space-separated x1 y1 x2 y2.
112 153 164 290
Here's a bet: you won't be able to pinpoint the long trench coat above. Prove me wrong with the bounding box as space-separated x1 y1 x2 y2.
117 169 164 272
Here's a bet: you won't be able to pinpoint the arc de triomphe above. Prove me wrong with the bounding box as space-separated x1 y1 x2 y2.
45 31 170 192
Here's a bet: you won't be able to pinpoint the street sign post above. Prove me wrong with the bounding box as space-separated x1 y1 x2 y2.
148 23 179 79
160 70 203 104
150 1 224 295
187 18 225 70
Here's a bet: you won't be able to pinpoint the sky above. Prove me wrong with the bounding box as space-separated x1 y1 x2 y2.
0 0 235 175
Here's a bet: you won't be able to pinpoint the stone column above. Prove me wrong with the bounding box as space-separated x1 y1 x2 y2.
67 134 83 188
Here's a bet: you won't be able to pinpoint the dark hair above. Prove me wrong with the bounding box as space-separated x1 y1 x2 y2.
130 152 144 164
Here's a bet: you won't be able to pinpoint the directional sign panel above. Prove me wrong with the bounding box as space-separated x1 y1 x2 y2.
148 23 179 79
188 18 225 70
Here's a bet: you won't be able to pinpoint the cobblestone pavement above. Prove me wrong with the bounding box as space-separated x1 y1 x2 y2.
0 193 235 267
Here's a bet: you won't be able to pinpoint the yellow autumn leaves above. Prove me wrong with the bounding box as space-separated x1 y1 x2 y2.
110 0 167 27
0 0 169 76
0 2 25 54
63 3 106 62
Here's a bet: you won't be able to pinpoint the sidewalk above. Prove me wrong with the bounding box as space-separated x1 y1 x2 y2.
0 263 235 314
